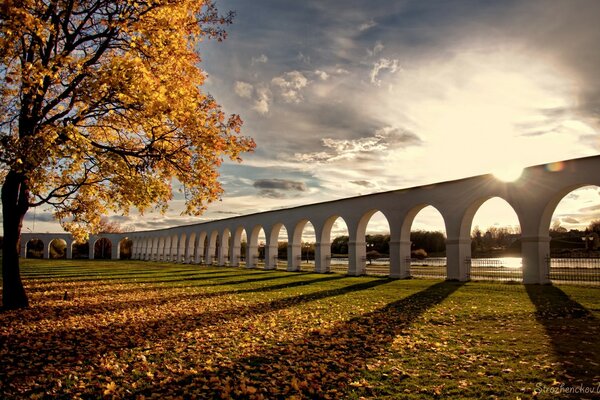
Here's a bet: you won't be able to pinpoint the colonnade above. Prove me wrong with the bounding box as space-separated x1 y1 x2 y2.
128 156 600 284
21 155 600 284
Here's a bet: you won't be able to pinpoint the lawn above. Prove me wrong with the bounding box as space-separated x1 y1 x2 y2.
1 260 599 399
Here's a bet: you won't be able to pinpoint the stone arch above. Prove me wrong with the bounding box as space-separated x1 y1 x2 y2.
206 230 219 265
230 227 245 267
399 204 447 279
119 237 132 260
186 232 196 263
151 237 160 260
246 225 265 269
48 238 67 259
291 219 316 272
72 240 89 259
196 231 207 264
468 197 522 282
25 238 45 259
94 237 112 259
219 228 231 266
176 233 186 263
361 210 392 276
266 223 287 270
544 185 600 283
539 184 600 238
156 237 165 261
318 215 350 274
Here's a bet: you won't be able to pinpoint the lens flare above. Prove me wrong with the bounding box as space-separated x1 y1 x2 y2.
546 161 565 172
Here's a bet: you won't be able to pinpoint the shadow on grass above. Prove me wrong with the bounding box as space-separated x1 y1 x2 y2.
526 285 600 391
23 274 348 321
134 281 465 398
0 275 392 394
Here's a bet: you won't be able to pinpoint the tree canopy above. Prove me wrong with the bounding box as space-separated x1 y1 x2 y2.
0 0 254 308
0 0 254 238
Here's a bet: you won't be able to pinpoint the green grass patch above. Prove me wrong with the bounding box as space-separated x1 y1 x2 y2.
1 259 599 399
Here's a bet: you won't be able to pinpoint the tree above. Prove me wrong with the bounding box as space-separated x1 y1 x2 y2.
0 1 255 309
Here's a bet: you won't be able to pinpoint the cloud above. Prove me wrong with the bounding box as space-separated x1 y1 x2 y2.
251 54 268 65
295 126 422 163
359 19 377 32
253 178 308 199
370 58 400 85
234 81 253 98
314 70 329 80
367 41 384 57
253 179 307 191
253 85 272 114
350 180 375 187
271 71 309 103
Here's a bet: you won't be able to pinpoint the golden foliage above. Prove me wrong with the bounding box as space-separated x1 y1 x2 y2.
0 0 254 240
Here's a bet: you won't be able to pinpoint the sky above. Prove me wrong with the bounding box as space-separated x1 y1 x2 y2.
22 0 600 238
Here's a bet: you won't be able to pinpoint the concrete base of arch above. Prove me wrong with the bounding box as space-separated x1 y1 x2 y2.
446 238 471 281
521 236 551 284
389 240 411 279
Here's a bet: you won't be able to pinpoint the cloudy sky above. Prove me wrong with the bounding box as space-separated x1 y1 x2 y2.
23 0 600 237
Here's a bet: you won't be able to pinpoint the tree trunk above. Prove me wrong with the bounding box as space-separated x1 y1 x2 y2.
1 170 30 309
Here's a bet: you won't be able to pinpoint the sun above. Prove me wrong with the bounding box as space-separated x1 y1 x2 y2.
493 165 524 182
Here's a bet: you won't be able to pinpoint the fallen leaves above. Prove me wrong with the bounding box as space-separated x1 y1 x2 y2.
1 261 599 399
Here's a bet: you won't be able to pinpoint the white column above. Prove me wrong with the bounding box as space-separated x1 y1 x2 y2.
521 235 551 284
347 240 366 276
287 242 301 272
445 238 470 281
314 242 330 273
389 240 411 278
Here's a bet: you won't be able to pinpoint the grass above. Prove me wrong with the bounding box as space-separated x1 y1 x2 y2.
1 259 599 399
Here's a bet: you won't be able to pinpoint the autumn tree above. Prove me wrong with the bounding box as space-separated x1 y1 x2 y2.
0 0 255 309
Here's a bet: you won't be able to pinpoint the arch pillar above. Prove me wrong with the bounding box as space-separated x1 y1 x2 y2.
314 242 330 273
246 242 258 268
218 236 228 266
264 237 277 270
229 231 241 267
347 239 366 276
20 243 27 258
287 242 301 272
66 239 73 259
112 239 120 260
521 235 551 284
390 240 411 279
445 238 471 281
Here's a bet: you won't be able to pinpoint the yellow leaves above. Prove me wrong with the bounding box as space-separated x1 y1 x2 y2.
104 381 117 396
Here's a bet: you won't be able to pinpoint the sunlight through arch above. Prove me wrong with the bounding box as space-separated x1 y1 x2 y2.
470 197 522 281
406 205 447 279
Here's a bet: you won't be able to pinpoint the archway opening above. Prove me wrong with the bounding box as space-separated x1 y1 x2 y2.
329 217 350 274
470 197 522 282
73 241 89 259
238 229 247 266
26 239 44 259
94 238 112 259
548 185 600 284
49 239 67 259
220 229 231 266
275 224 288 270
119 238 132 260
187 232 197 263
364 211 391 276
409 206 447 279
245 226 265 268
298 221 316 272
